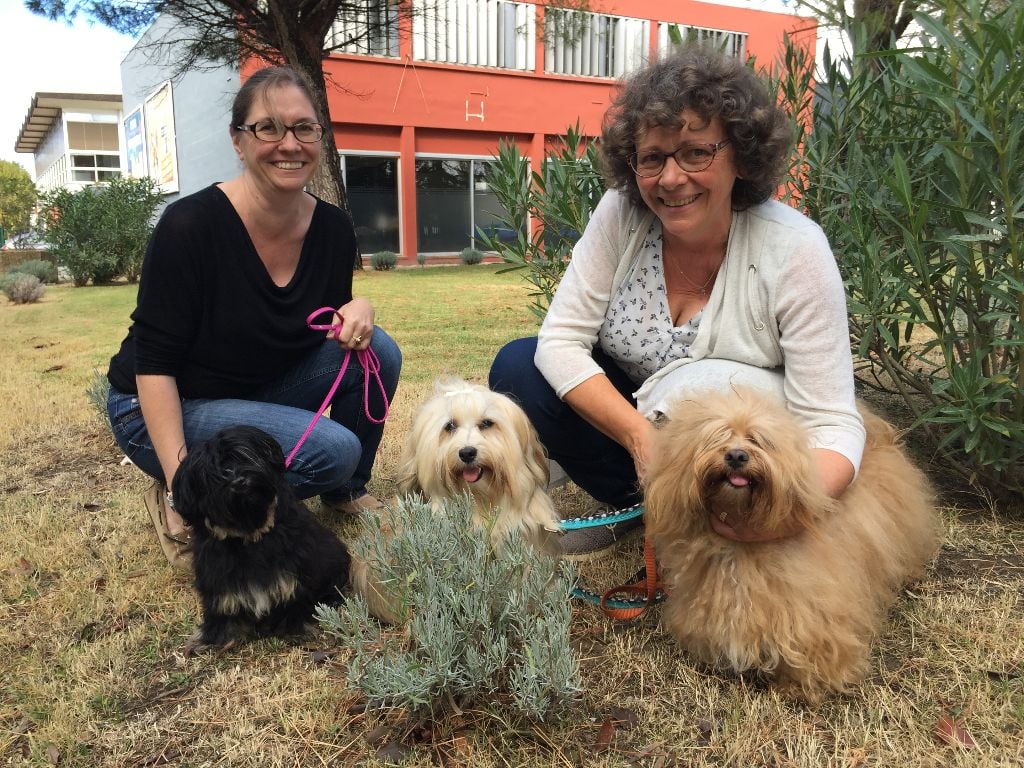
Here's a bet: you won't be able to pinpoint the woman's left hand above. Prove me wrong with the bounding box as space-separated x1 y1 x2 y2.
332 297 375 350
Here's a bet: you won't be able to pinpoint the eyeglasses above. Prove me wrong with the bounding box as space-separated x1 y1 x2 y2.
235 119 324 144
628 139 730 177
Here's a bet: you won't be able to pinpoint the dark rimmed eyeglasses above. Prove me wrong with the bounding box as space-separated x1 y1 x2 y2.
235 120 324 144
628 139 730 177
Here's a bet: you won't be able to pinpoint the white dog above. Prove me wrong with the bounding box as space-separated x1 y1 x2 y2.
397 377 560 552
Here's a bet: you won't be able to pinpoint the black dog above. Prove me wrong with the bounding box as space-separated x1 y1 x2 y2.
172 425 351 650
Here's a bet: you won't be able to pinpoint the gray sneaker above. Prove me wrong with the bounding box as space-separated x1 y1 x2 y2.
558 501 644 561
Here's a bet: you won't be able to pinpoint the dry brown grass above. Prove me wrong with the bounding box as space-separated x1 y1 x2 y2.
1 270 1022 767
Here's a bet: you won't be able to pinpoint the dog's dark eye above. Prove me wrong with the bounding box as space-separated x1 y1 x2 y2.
443 420 457 433
478 419 494 430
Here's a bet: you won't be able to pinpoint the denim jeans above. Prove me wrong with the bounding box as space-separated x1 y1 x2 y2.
108 328 401 502
488 336 641 510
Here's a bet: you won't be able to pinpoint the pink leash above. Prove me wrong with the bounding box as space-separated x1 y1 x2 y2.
284 307 390 468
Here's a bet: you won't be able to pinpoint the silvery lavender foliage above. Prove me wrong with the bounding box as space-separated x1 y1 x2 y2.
316 494 579 719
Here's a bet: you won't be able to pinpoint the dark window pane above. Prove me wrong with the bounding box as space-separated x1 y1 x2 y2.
416 159 471 252
96 155 121 168
472 160 522 247
72 155 94 168
346 155 400 254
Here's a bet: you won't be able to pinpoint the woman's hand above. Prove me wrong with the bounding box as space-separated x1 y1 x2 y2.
332 297 374 350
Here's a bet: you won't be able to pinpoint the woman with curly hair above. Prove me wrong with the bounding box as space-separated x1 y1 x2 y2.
490 46 865 557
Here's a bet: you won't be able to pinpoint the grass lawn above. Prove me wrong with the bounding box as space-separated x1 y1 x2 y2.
1 265 1021 767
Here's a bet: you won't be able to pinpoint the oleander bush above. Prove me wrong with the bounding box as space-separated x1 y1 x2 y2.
479 122 605 319
317 494 579 720
777 0 1024 498
38 176 162 286
1 272 45 304
369 250 398 271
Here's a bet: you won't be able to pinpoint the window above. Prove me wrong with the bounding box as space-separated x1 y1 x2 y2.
416 159 471 253
473 161 518 246
657 23 747 60
416 157 519 253
70 152 122 183
414 0 536 71
343 155 400 254
543 8 649 78
329 0 399 57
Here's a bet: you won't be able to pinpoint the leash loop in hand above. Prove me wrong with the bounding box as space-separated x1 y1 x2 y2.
284 307 391 468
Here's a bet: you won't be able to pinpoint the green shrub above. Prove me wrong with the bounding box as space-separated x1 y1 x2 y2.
459 247 484 265
7 259 57 284
1 273 45 304
317 495 579 720
777 0 1024 498
478 122 606 319
369 250 397 271
38 177 162 286
416 252 427 267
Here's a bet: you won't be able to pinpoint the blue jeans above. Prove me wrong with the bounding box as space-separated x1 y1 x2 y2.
489 337 641 510
108 328 401 503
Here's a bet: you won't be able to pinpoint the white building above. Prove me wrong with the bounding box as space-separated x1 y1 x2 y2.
14 92 124 193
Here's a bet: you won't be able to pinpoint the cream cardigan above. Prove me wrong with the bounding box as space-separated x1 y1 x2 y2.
535 189 866 471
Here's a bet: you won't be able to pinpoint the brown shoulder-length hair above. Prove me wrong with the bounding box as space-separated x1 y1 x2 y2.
601 45 793 211
229 65 321 133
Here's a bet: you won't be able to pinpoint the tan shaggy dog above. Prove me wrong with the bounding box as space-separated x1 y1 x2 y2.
350 377 561 622
643 387 939 701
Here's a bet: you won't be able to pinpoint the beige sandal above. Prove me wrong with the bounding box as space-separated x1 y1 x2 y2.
143 481 193 570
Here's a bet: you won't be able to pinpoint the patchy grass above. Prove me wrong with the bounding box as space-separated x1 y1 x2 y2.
1 269 1022 766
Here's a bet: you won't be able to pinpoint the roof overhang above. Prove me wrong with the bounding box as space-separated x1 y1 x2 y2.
14 92 122 155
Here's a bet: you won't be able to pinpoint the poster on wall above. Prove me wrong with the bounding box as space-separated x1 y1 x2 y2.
123 107 147 179
143 80 179 193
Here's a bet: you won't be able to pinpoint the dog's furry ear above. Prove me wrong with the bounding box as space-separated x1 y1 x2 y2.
494 391 550 488
643 413 705 539
395 400 431 494
171 443 215 526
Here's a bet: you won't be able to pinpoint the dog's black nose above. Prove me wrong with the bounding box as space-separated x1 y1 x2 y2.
725 448 749 469
458 446 478 464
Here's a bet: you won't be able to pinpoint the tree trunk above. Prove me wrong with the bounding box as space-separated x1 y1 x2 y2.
287 50 348 212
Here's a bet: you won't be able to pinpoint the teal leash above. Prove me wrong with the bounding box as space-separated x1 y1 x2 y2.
559 502 645 529
559 503 666 612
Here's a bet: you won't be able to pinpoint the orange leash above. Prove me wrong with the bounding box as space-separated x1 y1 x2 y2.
597 535 664 620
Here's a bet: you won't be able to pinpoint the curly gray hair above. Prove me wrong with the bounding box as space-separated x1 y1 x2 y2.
601 45 793 211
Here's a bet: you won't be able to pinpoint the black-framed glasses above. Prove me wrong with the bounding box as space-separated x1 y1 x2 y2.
235 119 324 144
628 139 730 177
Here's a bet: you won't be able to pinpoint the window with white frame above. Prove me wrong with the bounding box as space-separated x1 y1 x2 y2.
342 154 401 254
657 22 747 60
415 156 518 253
328 0 400 57
413 0 536 71
70 152 122 183
543 7 649 79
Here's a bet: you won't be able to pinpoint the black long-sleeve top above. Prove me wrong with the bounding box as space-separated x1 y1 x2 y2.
108 184 356 398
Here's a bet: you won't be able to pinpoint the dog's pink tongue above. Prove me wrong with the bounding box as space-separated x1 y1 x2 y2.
728 474 750 488
463 466 483 483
